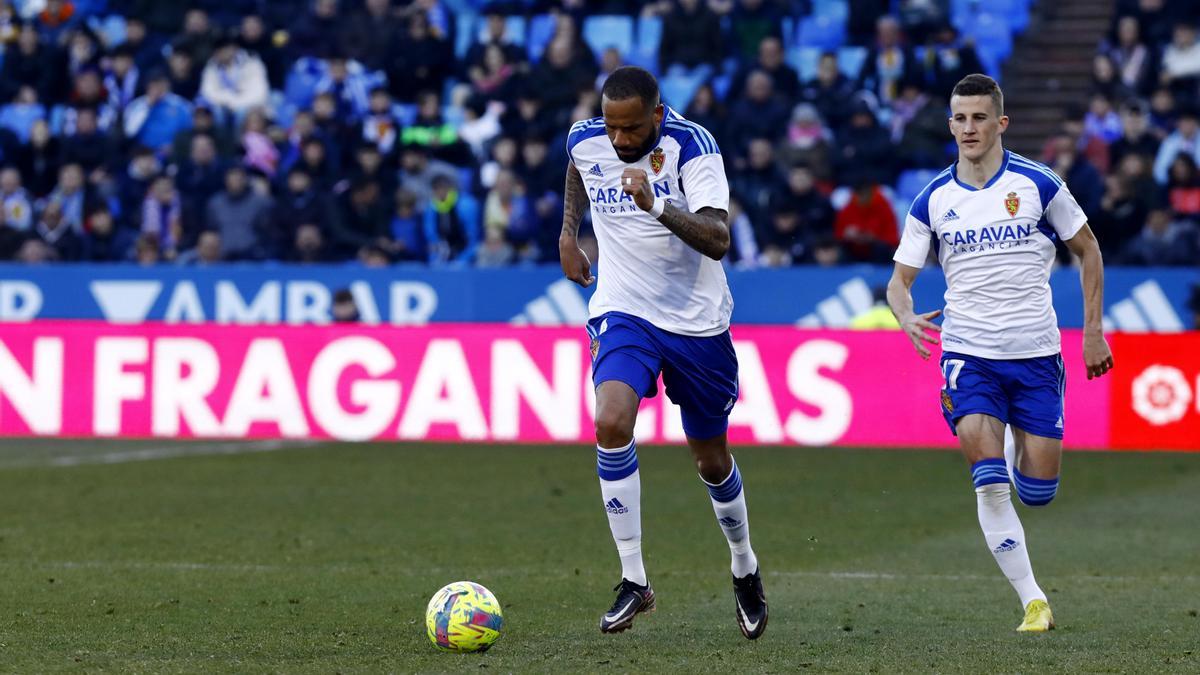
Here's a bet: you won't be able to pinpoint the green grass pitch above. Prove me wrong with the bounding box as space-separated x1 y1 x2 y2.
0 439 1197 672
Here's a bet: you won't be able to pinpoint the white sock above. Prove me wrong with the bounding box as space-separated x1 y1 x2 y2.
597 441 646 586
1003 425 1017 483
976 482 1047 608
703 461 758 578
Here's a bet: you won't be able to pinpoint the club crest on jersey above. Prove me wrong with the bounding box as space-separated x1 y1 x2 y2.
1004 191 1020 217
649 147 665 174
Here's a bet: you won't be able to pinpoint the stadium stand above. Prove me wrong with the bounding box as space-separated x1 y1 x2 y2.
3 0 1183 271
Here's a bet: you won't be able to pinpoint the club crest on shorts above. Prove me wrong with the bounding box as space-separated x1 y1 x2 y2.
590 336 600 360
941 389 954 413
1004 191 1020 217
649 147 665 174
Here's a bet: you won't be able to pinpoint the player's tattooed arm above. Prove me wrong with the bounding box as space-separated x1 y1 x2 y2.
560 162 595 287
657 204 731 260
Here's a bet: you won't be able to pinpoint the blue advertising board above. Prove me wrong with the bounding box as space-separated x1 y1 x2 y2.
0 263 1195 330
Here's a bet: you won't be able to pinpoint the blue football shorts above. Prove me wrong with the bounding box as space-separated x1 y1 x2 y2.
586 311 738 440
939 351 1066 440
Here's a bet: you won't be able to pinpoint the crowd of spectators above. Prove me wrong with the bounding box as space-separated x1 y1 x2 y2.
0 0 1190 269
1082 0 1200 266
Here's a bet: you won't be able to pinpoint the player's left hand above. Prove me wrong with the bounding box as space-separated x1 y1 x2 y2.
1083 330 1114 380
620 168 654 212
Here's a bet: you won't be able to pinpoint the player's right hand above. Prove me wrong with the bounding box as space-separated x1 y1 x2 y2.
560 240 595 288
901 309 942 359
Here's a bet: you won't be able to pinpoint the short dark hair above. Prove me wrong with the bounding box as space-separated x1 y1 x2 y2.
951 73 1004 116
601 66 659 108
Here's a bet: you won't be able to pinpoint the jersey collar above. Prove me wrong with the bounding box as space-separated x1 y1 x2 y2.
951 149 1010 191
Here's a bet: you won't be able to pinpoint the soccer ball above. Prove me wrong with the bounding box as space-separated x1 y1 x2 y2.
425 581 504 652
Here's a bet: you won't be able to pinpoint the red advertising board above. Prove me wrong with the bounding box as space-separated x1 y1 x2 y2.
1109 333 1200 450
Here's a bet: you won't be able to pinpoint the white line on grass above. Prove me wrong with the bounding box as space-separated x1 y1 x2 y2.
0 440 316 469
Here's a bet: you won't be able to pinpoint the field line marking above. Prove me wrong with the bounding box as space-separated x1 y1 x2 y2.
0 440 317 469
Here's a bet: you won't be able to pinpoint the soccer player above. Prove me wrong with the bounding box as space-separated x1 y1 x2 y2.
887 74 1114 632
559 66 767 640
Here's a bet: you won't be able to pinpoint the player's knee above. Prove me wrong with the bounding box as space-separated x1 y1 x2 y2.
1013 467 1059 507
594 410 635 449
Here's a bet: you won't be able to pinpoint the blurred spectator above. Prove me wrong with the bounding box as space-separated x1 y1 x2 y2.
724 198 760 268
290 0 343 60
729 71 790 151
15 120 60 197
848 0 891 45
386 10 453 103
811 235 844 266
478 169 521 267
167 48 201 100
1083 93 1124 146
34 201 81 261
0 24 58 103
834 177 898 263
44 162 88 233
360 87 401 156
175 8 217 65
274 168 341 252
60 107 112 174
124 71 193 155
893 80 949 170
925 24 984 97
310 92 354 164
728 0 786 64
683 83 729 152
836 101 894 185
175 229 223 265
289 222 331 263
734 36 800 105
64 27 100 80
778 164 834 259
1119 206 1199 265
199 37 270 122
459 98 504 161
80 206 136 262
501 84 552 140
731 138 782 234
1110 99 1161 165
801 52 857 134
335 177 390 256
859 16 920 106
424 173 480 265
530 37 597 120
1161 22 1200 102
779 103 833 178
332 288 360 321
1095 172 1148 257
134 232 161 266
1047 132 1105 217
464 9 526 81
472 43 519 100
239 108 280 176
388 187 425 261
0 167 32 231
1153 107 1200 184
1166 153 1200 218
15 238 54 263
315 52 386 121
206 165 273 260
141 174 183 259
117 147 160 219
104 45 141 114
294 136 338 191
238 14 288 89
121 17 163 74
403 90 472 165
657 0 724 73
348 142 397 198
0 86 48 144
1091 54 1134 103
400 145 458 209
1105 16 1154 96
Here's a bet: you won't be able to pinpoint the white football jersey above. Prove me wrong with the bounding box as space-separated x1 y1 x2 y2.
893 151 1088 359
566 107 732 336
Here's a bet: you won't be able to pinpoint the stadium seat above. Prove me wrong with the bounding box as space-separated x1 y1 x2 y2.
812 0 850 22
660 72 703 110
896 169 941 203
455 12 477 59
836 46 868 79
584 15 634 58
635 15 663 66
962 13 1012 75
796 14 846 51
711 73 732 100
785 46 822 82
526 14 557 62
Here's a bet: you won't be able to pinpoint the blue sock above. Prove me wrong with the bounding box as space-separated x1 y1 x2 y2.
1013 467 1059 506
971 458 1009 488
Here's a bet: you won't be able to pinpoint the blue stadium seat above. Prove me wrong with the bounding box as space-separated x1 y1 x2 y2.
966 13 1014 76
896 169 941 203
812 0 850 22
527 14 557 62
836 46 868 79
455 12 477 59
711 73 732 100
584 15 634 58
636 15 663 65
953 0 1028 34
785 46 822 82
660 72 704 110
797 14 846 51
